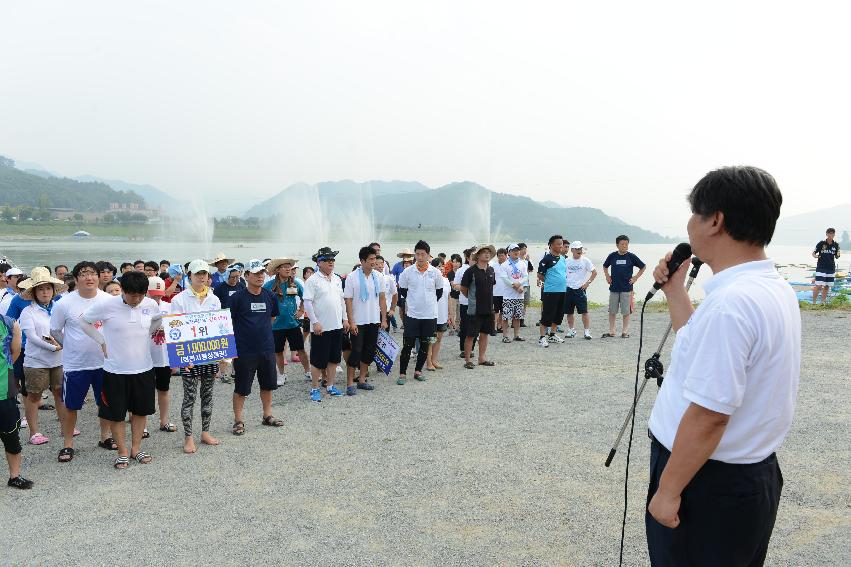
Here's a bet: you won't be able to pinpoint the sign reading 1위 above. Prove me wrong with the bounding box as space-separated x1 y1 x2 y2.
163 309 237 367
374 330 400 375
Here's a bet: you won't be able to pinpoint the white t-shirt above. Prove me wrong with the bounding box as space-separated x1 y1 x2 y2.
19 304 62 368
499 259 529 300
384 273 397 301
302 271 346 331
169 289 222 315
453 265 470 306
50 290 109 372
490 259 507 297
82 294 159 375
649 260 801 464
343 269 385 326
398 264 443 320
437 276 450 325
565 256 595 290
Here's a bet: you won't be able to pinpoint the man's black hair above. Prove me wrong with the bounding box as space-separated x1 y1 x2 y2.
450 253 462 263
54 264 69 273
160 260 171 266
548 234 563 247
437 252 446 259
497 248 507 256
43 265 52 274
375 255 385 261
358 246 377 261
134 259 144 267
688 166 782 246
368 242 380 249
119 262 133 271
64 275 76 293
119 271 149 294
826 227 836 234
0 262 10 274
463 247 474 261
96 261 117 274
517 242 527 249
302 266 314 278
431 258 442 268
414 240 430 254
616 235 629 244
72 261 99 279
144 261 159 271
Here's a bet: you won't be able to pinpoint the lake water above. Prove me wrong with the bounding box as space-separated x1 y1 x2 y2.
0 239 838 305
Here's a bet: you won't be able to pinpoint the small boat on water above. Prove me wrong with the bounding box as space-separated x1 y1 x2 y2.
72 230 91 238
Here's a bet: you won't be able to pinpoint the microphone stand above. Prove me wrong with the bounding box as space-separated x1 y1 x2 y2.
604 257 703 467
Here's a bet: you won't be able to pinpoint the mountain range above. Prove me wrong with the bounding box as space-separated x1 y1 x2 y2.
772 204 851 246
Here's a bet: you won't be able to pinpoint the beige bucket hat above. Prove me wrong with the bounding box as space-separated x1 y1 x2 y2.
18 267 68 300
266 258 298 275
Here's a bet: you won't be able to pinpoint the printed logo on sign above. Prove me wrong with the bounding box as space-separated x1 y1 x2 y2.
169 320 182 328
250 303 266 312
169 328 181 341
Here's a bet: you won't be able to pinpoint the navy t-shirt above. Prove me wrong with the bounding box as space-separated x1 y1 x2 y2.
603 252 646 293
228 287 279 357
814 240 840 273
214 280 246 309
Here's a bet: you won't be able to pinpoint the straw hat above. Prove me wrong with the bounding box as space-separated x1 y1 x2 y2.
266 258 298 275
208 252 235 265
470 244 497 262
396 248 414 258
18 267 67 300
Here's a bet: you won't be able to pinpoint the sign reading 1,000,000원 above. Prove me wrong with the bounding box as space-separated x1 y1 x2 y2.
163 309 238 367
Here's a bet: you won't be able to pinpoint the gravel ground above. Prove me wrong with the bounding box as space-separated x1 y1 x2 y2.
2 308 849 567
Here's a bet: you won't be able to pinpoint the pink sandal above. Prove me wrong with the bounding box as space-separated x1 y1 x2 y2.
29 433 49 445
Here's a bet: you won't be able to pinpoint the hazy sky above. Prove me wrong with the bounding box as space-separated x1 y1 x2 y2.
1 1 848 237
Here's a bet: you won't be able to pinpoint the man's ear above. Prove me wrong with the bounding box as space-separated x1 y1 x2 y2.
708 211 725 236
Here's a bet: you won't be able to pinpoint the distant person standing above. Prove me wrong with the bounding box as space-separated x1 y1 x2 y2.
537 235 567 347
812 228 841 304
209 253 235 290
460 245 497 369
499 243 528 342
563 241 597 340
0 314 33 488
602 235 646 338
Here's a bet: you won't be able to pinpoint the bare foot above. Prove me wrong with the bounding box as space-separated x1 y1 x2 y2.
200 433 220 446
183 437 197 454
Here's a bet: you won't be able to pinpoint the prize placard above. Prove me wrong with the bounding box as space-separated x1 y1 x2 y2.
374 329 400 375
163 309 237 367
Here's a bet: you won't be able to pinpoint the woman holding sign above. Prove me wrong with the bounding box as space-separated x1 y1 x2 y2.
169 260 223 454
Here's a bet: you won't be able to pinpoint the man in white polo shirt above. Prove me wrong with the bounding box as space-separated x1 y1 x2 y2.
303 247 349 403
343 246 387 395
646 166 800 566
80 271 162 469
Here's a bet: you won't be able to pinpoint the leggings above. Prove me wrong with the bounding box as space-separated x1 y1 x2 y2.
400 336 429 375
181 364 217 436
0 429 22 455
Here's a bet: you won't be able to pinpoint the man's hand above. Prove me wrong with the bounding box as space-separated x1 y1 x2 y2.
343 321 350 333
628 276 636 285
512 283 523 293
648 490 681 529
605 274 612 285
653 252 690 294
312 322 323 335
381 318 388 331
350 323 359 336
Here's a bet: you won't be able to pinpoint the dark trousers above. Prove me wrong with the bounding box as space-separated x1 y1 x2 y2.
458 304 477 353
645 437 783 567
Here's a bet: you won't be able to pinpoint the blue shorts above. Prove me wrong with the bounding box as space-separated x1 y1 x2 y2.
62 369 104 411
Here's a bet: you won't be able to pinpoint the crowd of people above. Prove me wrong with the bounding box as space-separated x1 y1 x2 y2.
0 236 648 486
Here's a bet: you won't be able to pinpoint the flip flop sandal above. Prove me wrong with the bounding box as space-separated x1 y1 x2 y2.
502 336 512 343
39 404 56 411
232 421 245 435
464 362 475 370
261 415 284 427
159 423 177 432
621 333 630 338
414 372 427 381
72 428 81 437
114 456 130 470
98 437 118 450
601 333 615 338
142 429 150 439
29 433 49 445
478 361 495 367
58 447 74 463
131 451 152 464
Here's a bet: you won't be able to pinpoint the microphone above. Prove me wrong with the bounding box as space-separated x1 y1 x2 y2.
645 243 692 301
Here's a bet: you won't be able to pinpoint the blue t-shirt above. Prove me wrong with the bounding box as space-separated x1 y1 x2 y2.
603 251 646 292
228 287 279 357
213 280 246 309
538 253 566 293
211 270 229 290
391 261 405 283
262 279 303 331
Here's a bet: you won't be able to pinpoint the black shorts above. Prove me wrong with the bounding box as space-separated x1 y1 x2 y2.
402 315 437 338
98 370 156 422
564 287 588 315
540 291 565 326
342 331 352 353
154 366 172 392
493 296 504 313
348 323 380 367
273 327 306 353
466 313 495 335
310 328 343 370
233 353 277 396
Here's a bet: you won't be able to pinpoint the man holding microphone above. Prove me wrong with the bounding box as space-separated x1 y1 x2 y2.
646 166 800 566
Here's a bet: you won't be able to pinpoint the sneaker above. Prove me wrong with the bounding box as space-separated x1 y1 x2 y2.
513 336 525 342
346 385 357 396
538 336 550 348
584 331 592 340
327 385 343 396
7 476 33 490
357 382 375 390
309 388 321 403
565 329 577 339
548 334 565 343
276 372 288 386
502 336 511 343
397 376 406 385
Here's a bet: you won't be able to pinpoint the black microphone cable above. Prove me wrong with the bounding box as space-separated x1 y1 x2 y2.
618 298 647 567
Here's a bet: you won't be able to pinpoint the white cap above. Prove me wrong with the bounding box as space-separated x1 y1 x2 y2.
244 259 266 274
506 243 520 251
4 267 23 277
570 240 583 249
187 259 211 274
